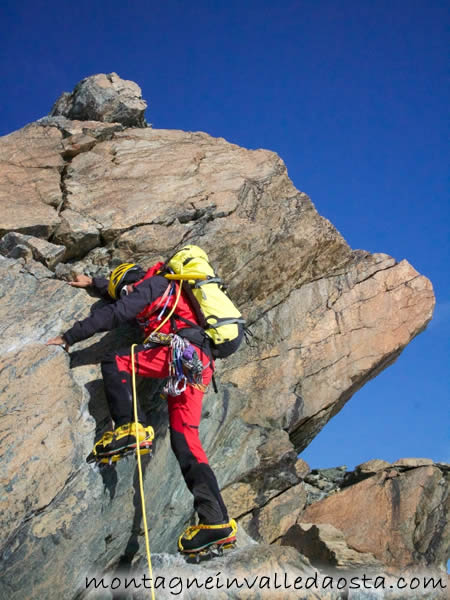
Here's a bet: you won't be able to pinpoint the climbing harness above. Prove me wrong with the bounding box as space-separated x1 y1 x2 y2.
131 343 156 600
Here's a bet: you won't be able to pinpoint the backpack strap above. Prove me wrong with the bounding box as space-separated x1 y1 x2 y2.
193 277 222 288
179 281 209 329
172 313 202 329
204 316 246 329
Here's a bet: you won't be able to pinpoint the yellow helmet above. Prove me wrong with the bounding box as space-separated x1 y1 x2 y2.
108 263 141 299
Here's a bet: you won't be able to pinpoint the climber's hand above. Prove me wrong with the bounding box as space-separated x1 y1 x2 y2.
69 274 93 288
46 336 69 351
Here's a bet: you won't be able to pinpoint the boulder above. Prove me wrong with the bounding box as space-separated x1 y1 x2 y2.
50 72 147 127
0 231 66 269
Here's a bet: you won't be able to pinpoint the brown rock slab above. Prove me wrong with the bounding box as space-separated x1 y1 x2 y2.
222 481 259 517
62 128 303 252
392 458 435 468
239 483 307 544
52 209 100 259
297 463 449 569
0 124 63 236
114 221 189 261
355 458 391 474
61 133 97 159
225 253 435 452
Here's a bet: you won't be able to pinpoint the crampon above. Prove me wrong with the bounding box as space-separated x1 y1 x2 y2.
178 519 237 562
86 441 153 465
86 423 154 465
183 540 236 563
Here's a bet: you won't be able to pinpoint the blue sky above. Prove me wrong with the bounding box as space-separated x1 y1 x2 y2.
1 0 448 469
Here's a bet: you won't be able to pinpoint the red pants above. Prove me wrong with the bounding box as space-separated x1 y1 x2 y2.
101 343 228 524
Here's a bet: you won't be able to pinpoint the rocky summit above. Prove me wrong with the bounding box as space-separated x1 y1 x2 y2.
0 74 447 599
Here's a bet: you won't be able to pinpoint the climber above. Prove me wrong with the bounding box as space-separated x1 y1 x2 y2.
46 254 237 554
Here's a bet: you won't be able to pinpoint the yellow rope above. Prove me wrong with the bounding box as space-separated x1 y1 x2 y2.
131 343 156 600
130 263 184 595
143 267 184 343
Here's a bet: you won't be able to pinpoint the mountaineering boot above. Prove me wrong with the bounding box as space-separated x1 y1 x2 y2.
107 422 154 454
178 519 237 554
92 429 114 456
89 423 154 462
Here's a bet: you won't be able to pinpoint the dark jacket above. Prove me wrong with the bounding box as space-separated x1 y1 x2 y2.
62 275 212 357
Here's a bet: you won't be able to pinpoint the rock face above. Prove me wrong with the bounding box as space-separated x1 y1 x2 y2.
0 76 444 600
280 461 450 570
0 124 64 237
50 72 147 127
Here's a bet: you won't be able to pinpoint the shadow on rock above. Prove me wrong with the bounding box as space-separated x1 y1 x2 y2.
138 378 168 432
69 331 129 368
111 455 152 600
83 370 168 505
85 379 112 436
97 462 119 501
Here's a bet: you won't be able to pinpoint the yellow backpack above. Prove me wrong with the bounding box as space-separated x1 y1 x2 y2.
165 245 245 358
